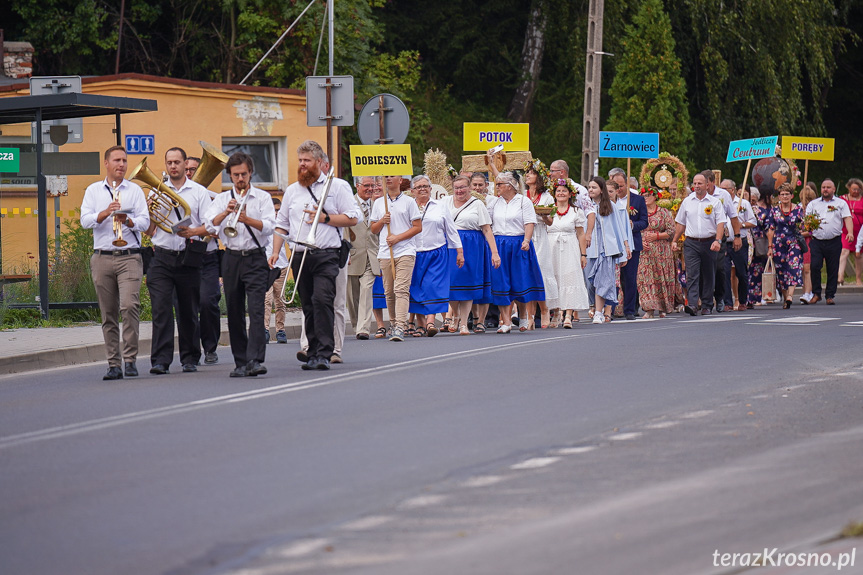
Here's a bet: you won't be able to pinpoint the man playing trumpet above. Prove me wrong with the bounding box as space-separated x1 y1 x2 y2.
205 152 276 377
80 146 150 380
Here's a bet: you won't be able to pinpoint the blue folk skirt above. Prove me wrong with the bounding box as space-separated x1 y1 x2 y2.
449 229 492 303
409 245 451 315
490 235 545 306
373 274 386 309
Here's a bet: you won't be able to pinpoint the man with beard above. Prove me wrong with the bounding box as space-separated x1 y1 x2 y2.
270 141 360 370
205 152 276 377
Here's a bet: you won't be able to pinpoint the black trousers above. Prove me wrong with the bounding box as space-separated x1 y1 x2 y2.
723 238 749 307
810 236 842 299
222 250 269 368
621 250 640 315
711 240 727 307
198 251 222 354
293 248 340 360
147 250 201 367
685 239 717 310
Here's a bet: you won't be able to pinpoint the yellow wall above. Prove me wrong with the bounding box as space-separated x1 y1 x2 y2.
0 75 335 271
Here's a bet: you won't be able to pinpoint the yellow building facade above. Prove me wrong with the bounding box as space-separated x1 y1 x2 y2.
0 73 335 271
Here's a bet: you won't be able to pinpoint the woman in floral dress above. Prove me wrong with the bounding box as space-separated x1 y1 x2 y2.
747 190 774 307
636 188 677 317
768 184 804 308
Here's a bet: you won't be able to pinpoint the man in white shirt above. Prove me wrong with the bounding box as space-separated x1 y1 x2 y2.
370 175 422 342
805 178 854 304
672 172 728 315
346 176 381 340
145 147 213 375
269 141 360 370
704 170 742 312
80 146 150 380
720 179 756 310
205 152 276 377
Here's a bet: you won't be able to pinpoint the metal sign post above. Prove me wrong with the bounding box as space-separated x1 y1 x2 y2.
305 75 354 172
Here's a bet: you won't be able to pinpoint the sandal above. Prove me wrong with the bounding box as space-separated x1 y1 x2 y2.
518 317 529 332
442 318 454 333
604 314 612 323
413 326 426 337
563 314 572 329
374 327 387 339
497 324 512 334
473 323 486 333
405 322 416 337
459 324 470 335
427 323 439 337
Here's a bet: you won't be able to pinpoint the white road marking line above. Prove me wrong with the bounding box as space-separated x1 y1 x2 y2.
762 316 840 323
642 421 679 430
745 322 823 326
680 409 713 419
0 327 682 450
511 457 561 470
684 315 759 323
608 432 643 441
339 516 394 531
555 446 597 455
269 538 331 558
461 475 505 488
833 372 858 377
843 321 863 325
398 495 446 509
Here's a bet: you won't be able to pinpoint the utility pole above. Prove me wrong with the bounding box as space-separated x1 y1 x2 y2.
581 0 605 185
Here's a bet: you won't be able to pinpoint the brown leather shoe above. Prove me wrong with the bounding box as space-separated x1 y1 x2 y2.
809 295 821 305
826 298 835 305
736 304 747 311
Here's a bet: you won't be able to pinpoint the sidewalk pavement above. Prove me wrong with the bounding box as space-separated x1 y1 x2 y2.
0 308 356 376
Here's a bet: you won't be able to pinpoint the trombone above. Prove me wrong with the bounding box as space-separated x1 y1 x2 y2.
223 185 249 238
110 180 128 247
279 167 336 304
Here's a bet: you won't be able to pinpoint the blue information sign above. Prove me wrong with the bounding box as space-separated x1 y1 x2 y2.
598 131 660 159
125 135 155 155
725 136 777 163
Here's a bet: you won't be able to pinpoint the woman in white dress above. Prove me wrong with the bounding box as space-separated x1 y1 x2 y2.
546 179 590 327
524 164 558 329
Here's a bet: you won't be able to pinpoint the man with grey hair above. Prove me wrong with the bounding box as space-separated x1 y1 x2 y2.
346 176 381 340
270 141 360 370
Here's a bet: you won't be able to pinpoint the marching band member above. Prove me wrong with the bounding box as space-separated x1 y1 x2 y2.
80 146 150 380
270 141 359 370
205 152 276 377
146 147 213 375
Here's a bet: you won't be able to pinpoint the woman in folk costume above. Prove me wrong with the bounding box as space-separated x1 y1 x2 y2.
585 177 630 324
523 160 558 329
546 179 590 327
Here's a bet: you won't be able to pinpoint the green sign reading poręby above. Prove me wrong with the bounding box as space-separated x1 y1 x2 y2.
0 148 21 173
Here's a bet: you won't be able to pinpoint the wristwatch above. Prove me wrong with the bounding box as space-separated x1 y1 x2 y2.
324 214 331 224
734 233 741 238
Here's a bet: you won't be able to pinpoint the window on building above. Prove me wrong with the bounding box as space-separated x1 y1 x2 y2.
221 138 286 191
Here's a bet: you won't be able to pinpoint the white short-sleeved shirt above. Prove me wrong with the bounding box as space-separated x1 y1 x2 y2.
732 197 756 241
674 192 728 239
806 196 852 240
710 187 740 225
274 174 361 252
415 199 463 252
80 178 150 250
150 178 212 251
204 186 276 251
442 195 492 231
490 193 536 236
370 192 421 259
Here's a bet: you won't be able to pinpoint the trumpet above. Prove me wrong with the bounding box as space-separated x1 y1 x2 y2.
280 167 335 304
223 185 249 238
111 180 128 247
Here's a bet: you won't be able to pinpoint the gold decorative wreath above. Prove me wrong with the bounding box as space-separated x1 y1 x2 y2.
640 153 689 200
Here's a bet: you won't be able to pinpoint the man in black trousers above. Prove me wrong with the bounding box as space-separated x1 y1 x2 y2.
804 178 854 305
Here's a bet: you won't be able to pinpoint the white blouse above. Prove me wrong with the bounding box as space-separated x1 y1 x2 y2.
442 195 492 231
490 193 536 236
414 199 463 252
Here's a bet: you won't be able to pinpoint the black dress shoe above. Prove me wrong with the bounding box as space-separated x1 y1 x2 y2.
301 356 321 370
204 352 219 365
316 357 330 370
182 363 197 373
356 333 369 340
103 366 123 380
246 360 267 376
124 362 138 377
150 364 169 375
297 350 309 363
229 365 248 377
684 305 697 316
624 313 636 320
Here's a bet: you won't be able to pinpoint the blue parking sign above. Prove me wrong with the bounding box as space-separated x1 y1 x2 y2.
125 135 155 155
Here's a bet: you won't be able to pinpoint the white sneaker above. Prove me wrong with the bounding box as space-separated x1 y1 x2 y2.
800 292 813 304
592 313 604 325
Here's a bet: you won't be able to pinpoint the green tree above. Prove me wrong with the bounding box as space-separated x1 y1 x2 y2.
604 0 694 172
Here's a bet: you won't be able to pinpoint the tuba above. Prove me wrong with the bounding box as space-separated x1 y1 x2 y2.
192 141 229 188
129 157 191 234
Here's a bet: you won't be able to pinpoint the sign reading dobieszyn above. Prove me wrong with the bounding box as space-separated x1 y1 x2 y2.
350 144 413 177
463 123 529 151
725 136 778 163
780 136 835 162
598 132 660 159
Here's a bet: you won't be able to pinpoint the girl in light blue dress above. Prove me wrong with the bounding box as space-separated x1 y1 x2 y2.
584 177 630 324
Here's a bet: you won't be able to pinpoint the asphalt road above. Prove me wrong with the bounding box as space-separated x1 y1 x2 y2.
2 299 863 575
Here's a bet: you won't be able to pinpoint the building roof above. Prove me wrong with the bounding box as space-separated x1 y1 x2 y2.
0 92 157 124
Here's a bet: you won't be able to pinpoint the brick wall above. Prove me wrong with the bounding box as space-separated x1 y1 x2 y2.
3 42 34 79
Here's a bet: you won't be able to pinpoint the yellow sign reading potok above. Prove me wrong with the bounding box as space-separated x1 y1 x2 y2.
463 123 530 152
781 136 835 162
350 144 413 177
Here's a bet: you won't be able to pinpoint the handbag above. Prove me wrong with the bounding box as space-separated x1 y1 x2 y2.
762 256 776 301
267 266 282 289
338 237 352 268
795 232 809 255
753 235 769 258
181 238 207 268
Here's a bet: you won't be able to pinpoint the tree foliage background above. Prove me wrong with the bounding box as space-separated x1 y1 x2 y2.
2 0 860 184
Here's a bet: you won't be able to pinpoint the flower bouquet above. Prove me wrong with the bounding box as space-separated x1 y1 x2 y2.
801 213 822 233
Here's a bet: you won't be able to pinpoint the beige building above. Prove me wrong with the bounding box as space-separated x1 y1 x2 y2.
0 73 335 270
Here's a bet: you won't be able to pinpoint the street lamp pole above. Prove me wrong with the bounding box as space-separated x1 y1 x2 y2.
581 0 606 185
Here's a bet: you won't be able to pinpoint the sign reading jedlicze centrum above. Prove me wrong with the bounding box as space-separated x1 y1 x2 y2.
463 123 530 151
780 136 835 162
0 148 20 173
598 132 660 159
725 136 778 163
350 144 413 177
